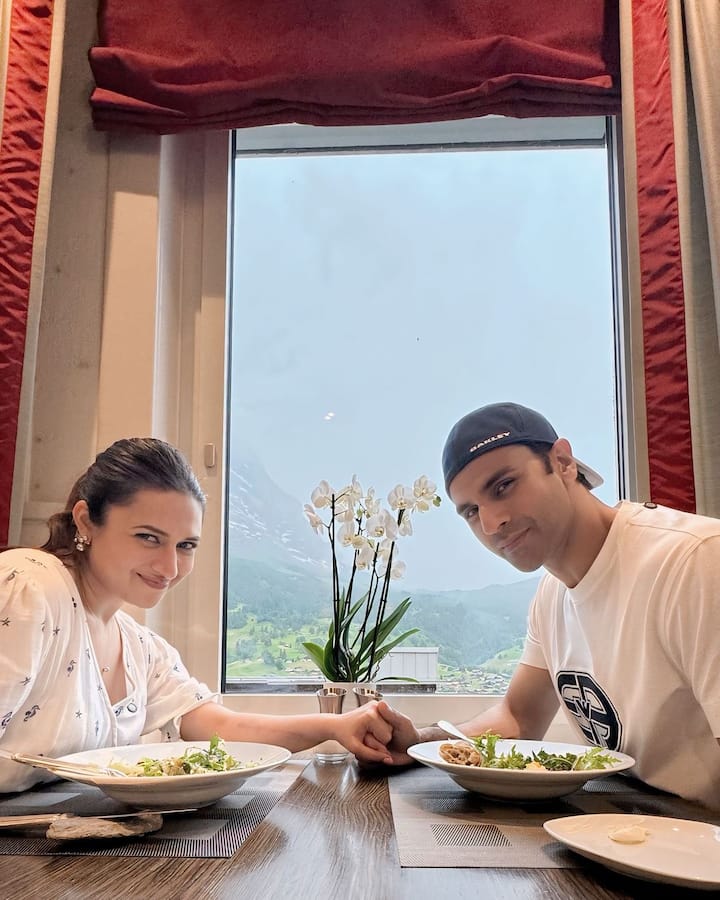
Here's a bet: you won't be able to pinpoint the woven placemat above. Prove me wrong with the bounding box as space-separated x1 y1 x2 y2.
389 766 718 868
0 759 308 858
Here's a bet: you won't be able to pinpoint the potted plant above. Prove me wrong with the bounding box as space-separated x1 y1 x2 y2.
302 475 440 685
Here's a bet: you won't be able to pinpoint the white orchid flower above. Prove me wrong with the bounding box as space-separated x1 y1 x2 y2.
376 547 404 579
366 513 385 538
342 475 363 505
336 502 355 523
398 514 413 537
377 538 394 562
338 520 356 546
363 487 381 518
388 483 415 511
367 510 399 540
304 504 324 533
413 475 437 499
311 480 334 509
383 509 399 540
355 541 375 570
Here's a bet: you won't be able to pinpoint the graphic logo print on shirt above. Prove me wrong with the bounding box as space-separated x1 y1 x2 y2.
556 671 623 750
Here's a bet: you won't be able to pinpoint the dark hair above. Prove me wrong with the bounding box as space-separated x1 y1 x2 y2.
524 440 592 488
40 438 206 562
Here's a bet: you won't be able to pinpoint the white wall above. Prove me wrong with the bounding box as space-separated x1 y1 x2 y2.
19 0 229 682
21 0 109 546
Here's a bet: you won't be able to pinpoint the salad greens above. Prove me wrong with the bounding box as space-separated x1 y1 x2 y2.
113 735 253 777
470 732 619 771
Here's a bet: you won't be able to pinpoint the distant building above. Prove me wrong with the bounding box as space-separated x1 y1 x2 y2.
376 647 438 688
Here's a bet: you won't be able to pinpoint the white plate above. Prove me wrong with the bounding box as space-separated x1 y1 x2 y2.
544 813 720 891
56 741 291 809
407 739 635 800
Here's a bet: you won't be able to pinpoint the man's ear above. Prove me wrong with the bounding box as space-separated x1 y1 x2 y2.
72 500 92 535
551 438 578 482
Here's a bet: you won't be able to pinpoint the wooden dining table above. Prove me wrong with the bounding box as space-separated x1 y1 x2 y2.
0 758 710 900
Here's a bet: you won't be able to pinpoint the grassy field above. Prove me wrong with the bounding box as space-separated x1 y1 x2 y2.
225 614 523 689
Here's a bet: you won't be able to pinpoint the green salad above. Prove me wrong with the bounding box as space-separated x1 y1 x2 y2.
470 732 619 771
113 735 254 777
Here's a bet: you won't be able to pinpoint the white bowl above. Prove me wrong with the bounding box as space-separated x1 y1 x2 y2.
56 741 291 809
408 739 635 801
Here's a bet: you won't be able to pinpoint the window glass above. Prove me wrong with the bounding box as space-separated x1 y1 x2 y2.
226 123 618 693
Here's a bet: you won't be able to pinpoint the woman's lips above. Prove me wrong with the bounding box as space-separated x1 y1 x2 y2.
138 574 170 590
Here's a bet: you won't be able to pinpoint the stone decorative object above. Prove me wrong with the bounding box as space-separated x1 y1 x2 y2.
46 812 164 840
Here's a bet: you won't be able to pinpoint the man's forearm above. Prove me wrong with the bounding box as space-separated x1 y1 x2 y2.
417 722 493 743
420 705 522 744
417 724 457 743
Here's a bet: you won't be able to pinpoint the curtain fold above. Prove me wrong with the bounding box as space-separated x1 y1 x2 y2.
89 0 620 134
0 0 62 544
620 0 720 514
675 0 720 516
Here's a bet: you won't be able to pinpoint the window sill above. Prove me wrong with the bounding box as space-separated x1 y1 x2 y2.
219 692 574 741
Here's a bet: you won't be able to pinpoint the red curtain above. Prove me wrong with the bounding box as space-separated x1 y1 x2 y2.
89 0 620 134
628 1 695 511
0 1 56 544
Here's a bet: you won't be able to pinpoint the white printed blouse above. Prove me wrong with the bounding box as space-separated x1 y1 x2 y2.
0 548 217 792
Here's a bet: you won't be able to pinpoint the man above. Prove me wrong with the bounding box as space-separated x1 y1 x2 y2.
378 402 720 808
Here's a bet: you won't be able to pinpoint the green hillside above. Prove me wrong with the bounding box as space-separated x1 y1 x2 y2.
225 556 538 677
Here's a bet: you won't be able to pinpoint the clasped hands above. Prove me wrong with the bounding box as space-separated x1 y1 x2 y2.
331 699 419 766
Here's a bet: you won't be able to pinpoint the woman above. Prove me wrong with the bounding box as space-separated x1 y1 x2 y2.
0 438 393 792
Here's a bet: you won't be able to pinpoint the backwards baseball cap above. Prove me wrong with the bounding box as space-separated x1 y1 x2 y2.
442 402 604 493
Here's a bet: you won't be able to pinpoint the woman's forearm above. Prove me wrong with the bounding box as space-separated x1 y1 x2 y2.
180 703 334 750
180 700 393 764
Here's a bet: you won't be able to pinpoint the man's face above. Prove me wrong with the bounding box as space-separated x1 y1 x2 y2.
448 442 576 572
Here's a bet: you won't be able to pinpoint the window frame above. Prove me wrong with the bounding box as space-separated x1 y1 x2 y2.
161 115 633 727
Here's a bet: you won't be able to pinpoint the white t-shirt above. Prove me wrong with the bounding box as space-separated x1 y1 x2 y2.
0 548 218 792
521 500 720 809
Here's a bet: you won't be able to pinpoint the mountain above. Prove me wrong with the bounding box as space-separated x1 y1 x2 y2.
227 455 329 573
225 555 538 667
225 453 540 667
405 579 539 667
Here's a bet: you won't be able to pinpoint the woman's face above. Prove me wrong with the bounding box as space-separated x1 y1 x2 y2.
74 488 203 610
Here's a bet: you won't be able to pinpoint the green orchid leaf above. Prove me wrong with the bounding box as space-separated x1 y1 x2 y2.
358 598 412 655
357 626 420 667
339 594 369 644
371 628 420 661
322 641 338 681
302 641 329 675
335 642 353 681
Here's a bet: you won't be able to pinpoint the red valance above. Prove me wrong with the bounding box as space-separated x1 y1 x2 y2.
89 0 620 134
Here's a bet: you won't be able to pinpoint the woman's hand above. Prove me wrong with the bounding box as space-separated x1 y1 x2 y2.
368 700 421 765
328 701 394 764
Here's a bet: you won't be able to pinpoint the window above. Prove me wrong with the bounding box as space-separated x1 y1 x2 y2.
223 116 622 695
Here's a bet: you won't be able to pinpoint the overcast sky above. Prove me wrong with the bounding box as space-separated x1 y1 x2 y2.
230 143 616 591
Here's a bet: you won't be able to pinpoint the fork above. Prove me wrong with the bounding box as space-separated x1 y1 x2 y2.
0 749 127 778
